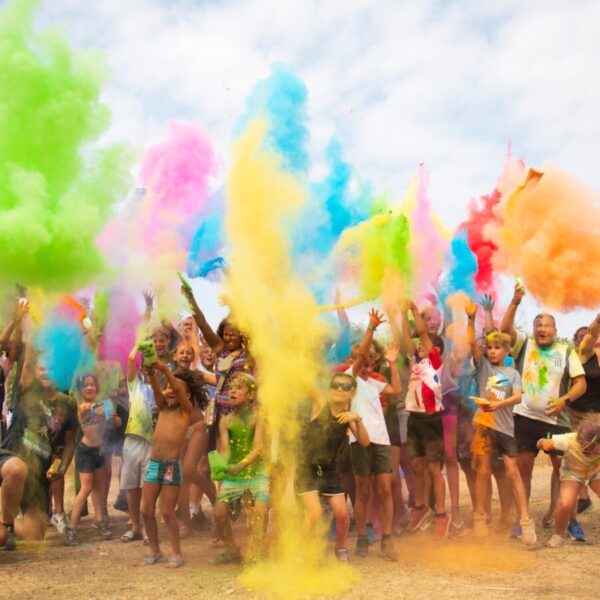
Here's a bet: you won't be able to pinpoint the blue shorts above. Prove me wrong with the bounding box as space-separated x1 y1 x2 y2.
144 458 182 486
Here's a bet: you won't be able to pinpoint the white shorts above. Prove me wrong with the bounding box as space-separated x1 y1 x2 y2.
120 436 152 490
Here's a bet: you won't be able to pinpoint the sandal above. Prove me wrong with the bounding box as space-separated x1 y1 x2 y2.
144 553 164 565
120 530 142 543
166 555 185 568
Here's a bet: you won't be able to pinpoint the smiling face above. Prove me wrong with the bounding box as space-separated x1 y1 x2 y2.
533 314 557 348
174 343 194 370
81 375 98 402
327 375 356 408
200 345 216 370
421 306 442 335
222 324 243 352
180 316 195 338
152 332 170 358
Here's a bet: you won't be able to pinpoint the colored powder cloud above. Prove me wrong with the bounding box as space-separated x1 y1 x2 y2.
439 228 477 304
0 0 133 292
238 63 309 173
403 165 448 300
36 316 94 390
187 212 225 278
224 117 357 597
495 165 600 310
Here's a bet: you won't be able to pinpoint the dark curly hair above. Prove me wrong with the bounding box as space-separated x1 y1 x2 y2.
174 368 208 409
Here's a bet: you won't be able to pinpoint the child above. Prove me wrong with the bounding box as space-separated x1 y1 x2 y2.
538 416 600 547
401 301 448 538
465 301 536 544
296 373 369 561
140 361 198 568
65 374 120 545
211 373 268 565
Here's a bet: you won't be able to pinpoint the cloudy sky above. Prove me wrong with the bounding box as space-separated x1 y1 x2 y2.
33 0 600 335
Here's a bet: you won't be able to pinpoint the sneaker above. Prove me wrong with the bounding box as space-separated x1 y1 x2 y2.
366 523 379 545
546 534 566 548
577 497 593 515
509 522 522 539
567 520 588 542
1 528 16 551
432 514 450 540
356 536 369 557
406 506 432 533
50 513 66 534
381 536 398 561
520 517 537 545
91 520 112 538
65 527 79 546
472 512 488 539
335 548 349 562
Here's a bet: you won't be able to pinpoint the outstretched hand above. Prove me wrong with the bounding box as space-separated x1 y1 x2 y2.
512 282 525 305
480 294 495 312
143 290 155 310
384 342 400 363
368 308 386 330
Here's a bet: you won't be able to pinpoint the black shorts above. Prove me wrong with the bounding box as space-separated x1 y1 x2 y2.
349 442 392 476
296 463 343 496
472 425 518 458
514 414 570 455
75 442 105 473
385 406 402 447
407 412 444 462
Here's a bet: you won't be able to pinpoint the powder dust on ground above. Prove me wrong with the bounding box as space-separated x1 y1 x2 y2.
1 460 597 600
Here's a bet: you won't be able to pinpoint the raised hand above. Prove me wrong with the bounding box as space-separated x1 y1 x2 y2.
512 282 525 305
480 294 495 312
465 299 478 318
143 290 155 311
384 341 400 363
368 308 386 330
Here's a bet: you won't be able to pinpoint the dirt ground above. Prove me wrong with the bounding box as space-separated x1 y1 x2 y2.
1 461 598 600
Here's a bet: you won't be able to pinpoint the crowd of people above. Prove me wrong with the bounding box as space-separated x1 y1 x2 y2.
0 281 599 569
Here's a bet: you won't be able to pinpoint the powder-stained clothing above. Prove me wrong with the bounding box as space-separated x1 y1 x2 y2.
347 368 390 445
405 348 443 414
512 331 584 427
124 375 156 443
473 357 522 436
552 432 600 483
214 350 253 415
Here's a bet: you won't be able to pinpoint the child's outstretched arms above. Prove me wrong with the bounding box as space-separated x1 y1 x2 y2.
466 299 482 365
352 308 385 377
180 285 222 353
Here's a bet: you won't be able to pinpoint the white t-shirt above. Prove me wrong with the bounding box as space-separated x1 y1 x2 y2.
512 331 584 426
347 368 390 445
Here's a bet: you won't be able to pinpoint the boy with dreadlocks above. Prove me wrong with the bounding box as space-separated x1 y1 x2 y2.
538 416 600 547
140 361 204 568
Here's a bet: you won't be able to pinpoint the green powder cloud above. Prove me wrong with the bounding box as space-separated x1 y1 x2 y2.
0 0 133 291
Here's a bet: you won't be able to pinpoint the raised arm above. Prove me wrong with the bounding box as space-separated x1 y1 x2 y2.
466 299 482 364
411 301 433 353
399 305 416 356
352 309 385 377
126 344 139 383
480 294 496 334
500 283 525 346
180 286 223 353
382 342 402 394
145 364 165 411
0 300 27 359
156 361 193 414
578 313 600 363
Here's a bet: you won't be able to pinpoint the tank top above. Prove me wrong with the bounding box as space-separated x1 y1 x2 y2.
299 407 349 468
227 416 264 479
572 354 600 413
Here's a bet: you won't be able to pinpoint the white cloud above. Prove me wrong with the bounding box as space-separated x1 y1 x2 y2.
32 0 600 335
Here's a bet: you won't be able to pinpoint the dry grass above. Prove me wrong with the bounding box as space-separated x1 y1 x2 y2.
0 463 597 600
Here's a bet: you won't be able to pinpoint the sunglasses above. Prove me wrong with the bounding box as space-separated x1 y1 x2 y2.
330 381 355 392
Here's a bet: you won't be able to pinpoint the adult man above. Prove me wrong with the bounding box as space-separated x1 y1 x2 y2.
500 283 586 535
